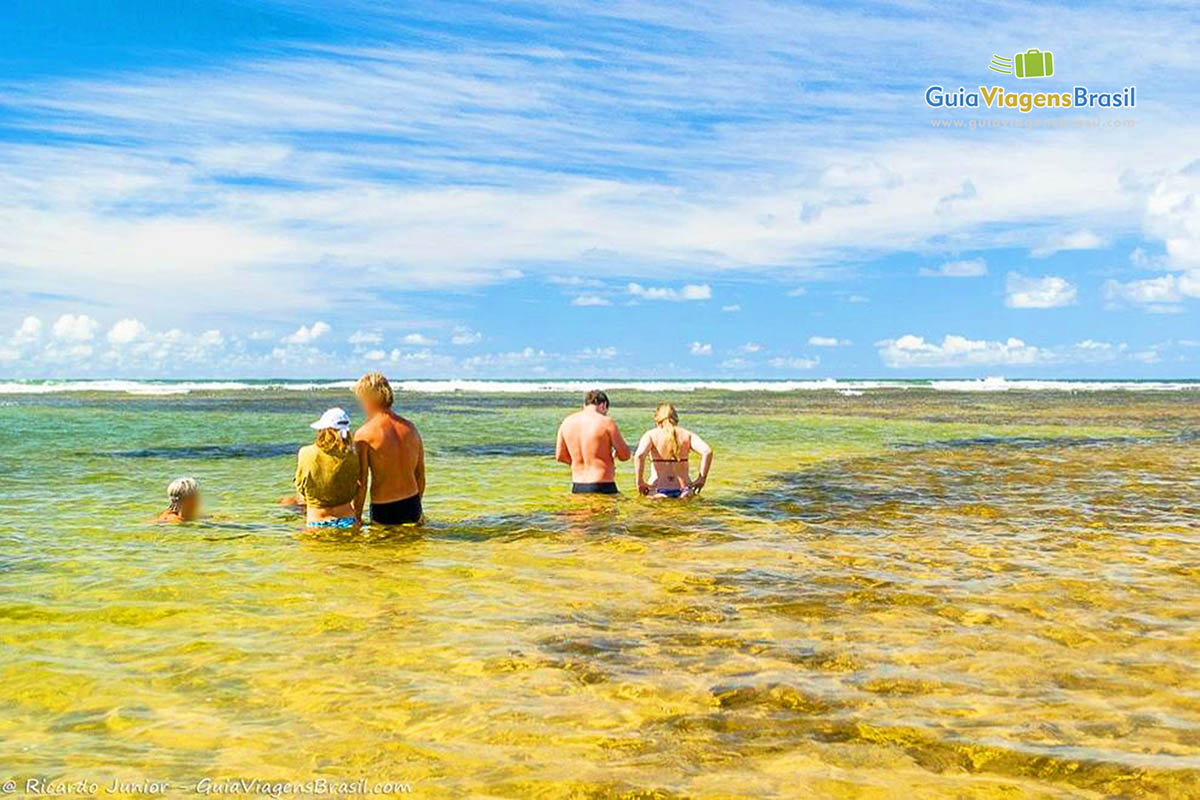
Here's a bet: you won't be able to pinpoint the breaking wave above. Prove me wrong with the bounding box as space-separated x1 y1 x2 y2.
0 377 1197 395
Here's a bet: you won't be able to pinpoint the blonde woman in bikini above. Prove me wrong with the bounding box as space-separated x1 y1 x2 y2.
634 403 714 499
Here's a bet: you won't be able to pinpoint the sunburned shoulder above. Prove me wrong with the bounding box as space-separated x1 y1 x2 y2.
389 414 420 437
355 415 387 439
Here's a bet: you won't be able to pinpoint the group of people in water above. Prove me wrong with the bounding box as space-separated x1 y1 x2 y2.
156 373 715 528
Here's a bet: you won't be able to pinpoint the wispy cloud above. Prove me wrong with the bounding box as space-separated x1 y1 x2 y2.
1 1 1192 331
1031 230 1106 258
571 295 612 307
768 356 819 370
919 258 987 278
0 1 1197 376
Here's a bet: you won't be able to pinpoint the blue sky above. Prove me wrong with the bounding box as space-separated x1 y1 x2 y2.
0 0 1197 378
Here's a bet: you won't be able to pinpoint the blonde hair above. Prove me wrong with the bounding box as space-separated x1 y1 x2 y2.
315 427 352 455
167 476 199 511
654 403 680 460
355 372 394 409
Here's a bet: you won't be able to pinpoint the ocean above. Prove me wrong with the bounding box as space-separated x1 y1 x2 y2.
0 381 1197 797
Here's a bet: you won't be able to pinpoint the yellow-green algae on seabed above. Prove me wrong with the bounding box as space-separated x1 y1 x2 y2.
0 387 1197 798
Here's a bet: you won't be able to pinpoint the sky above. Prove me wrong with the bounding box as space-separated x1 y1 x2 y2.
0 0 1197 379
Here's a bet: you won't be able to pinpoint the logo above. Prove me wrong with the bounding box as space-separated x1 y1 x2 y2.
924 50 1135 113
989 49 1054 78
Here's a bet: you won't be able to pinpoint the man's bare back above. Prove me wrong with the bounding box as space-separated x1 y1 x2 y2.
354 411 425 505
556 392 631 490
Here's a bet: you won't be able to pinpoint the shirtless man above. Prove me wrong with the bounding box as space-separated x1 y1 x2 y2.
555 390 632 494
352 372 426 525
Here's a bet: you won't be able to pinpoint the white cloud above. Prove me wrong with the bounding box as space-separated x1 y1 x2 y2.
106 318 148 345
363 349 387 361
721 304 741 312
282 321 331 344
13 316 43 344
689 341 712 356
402 333 437 345
349 330 382 345
579 346 617 359
1005 273 1077 309
768 356 819 370
1103 272 1198 313
6 315 231 373
808 335 850 347
629 283 712 302
919 258 987 278
197 330 224 348
571 295 612 307
847 295 869 304
1031 230 1106 258
786 287 808 297
738 342 763 353
1144 161 1200 269
450 328 482 346
877 334 1043 368
51 314 99 342
0 316 44 365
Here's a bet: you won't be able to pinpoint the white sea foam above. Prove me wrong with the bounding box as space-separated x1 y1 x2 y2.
0 380 354 395
925 377 1200 392
0 377 1195 395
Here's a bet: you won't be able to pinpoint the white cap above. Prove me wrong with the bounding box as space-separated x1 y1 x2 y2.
310 407 351 432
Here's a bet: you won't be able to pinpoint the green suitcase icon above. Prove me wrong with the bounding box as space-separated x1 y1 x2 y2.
1014 48 1053 78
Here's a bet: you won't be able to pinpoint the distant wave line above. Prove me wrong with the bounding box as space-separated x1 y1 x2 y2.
1 378 1198 395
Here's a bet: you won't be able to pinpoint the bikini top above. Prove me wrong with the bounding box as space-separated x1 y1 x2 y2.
648 437 689 463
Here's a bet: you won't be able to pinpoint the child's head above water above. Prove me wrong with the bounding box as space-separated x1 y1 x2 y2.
166 476 201 521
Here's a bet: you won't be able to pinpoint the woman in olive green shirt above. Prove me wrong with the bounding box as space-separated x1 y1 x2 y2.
294 408 361 530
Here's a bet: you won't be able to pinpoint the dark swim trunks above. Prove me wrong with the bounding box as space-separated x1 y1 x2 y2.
655 488 683 498
371 494 423 525
572 481 619 495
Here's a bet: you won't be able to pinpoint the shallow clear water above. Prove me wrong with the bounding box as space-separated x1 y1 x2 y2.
1 388 1197 798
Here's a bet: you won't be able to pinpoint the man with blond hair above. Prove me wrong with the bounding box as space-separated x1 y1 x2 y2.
352 372 426 525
